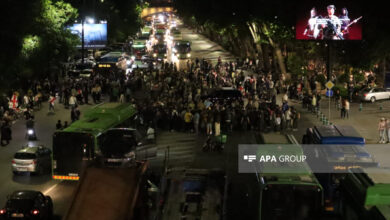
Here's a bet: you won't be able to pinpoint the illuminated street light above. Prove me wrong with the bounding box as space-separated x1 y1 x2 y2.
87 18 95 24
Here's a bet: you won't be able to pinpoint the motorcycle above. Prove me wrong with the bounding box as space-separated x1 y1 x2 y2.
26 128 37 141
202 136 224 152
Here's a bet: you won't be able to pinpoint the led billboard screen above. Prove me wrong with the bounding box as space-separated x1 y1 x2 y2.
68 23 107 48
296 3 362 40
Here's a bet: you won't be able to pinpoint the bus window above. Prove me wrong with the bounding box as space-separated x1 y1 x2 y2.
261 185 322 220
98 129 138 159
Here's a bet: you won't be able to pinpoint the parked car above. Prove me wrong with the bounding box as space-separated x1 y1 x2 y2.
0 190 53 220
12 145 51 175
359 87 390 102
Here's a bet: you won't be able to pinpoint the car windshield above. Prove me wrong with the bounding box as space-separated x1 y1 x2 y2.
138 35 149 40
362 88 372 93
175 44 190 53
14 153 36 160
153 45 166 53
8 199 34 211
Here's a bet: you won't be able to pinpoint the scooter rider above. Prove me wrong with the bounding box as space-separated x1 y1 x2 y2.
26 116 37 140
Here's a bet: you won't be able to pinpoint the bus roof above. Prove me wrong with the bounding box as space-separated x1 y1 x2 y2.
61 103 136 136
313 125 365 145
98 52 124 63
255 145 321 187
371 205 390 219
342 167 390 206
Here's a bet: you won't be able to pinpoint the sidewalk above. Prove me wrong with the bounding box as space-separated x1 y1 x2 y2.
273 94 387 144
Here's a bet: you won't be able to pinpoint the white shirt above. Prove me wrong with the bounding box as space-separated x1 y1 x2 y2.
69 96 76 105
147 127 155 140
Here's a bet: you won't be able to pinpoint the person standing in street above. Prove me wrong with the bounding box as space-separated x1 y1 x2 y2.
184 109 193 133
214 108 221 136
311 94 317 113
69 95 76 109
378 118 387 143
1 121 11 146
387 118 390 143
345 99 350 119
63 121 68 129
193 110 200 135
56 120 63 130
341 99 346 119
48 94 56 113
291 107 300 131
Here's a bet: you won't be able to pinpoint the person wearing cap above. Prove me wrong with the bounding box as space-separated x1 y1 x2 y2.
378 118 387 143
322 5 342 40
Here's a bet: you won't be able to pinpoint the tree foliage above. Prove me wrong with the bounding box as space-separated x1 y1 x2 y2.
0 0 79 90
174 0 390 74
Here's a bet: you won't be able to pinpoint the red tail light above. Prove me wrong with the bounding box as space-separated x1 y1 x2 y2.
32 160 37 165
31 209 39 215
11 160 15 164
0 209 6 214
364 93 367 97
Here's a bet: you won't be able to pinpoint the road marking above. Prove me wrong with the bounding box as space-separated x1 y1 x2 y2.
43 182 60 195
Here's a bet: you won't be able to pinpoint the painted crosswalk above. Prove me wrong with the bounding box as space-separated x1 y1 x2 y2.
149 131 200 168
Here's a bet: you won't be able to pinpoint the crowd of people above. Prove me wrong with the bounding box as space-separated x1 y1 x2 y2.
0 56 305 146
123 57 301 137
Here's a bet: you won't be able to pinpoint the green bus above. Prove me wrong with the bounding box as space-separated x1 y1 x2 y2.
52 103 137 180
254 145 324 220
340 167 390 220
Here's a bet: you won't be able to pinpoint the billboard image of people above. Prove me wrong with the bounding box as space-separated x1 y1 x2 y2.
68 23 107 48
296 3 362 40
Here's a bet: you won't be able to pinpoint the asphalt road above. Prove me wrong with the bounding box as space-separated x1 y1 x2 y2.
0 99 97 218
0 19 240 219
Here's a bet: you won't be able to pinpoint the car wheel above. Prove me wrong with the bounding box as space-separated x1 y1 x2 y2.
46 197 54 219
37 166 44 175
370 96 376 103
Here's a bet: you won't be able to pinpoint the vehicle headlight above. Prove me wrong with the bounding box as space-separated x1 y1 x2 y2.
28 129 34 135
187 53 191 58
153 53 157 57
164 54 167 57
124 151 135 158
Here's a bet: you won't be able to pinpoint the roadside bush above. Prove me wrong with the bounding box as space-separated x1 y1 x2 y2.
353 72 365 83
333 85 348 98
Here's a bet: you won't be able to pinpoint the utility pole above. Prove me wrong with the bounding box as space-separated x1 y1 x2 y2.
326 41 331 81
82 19 85 65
